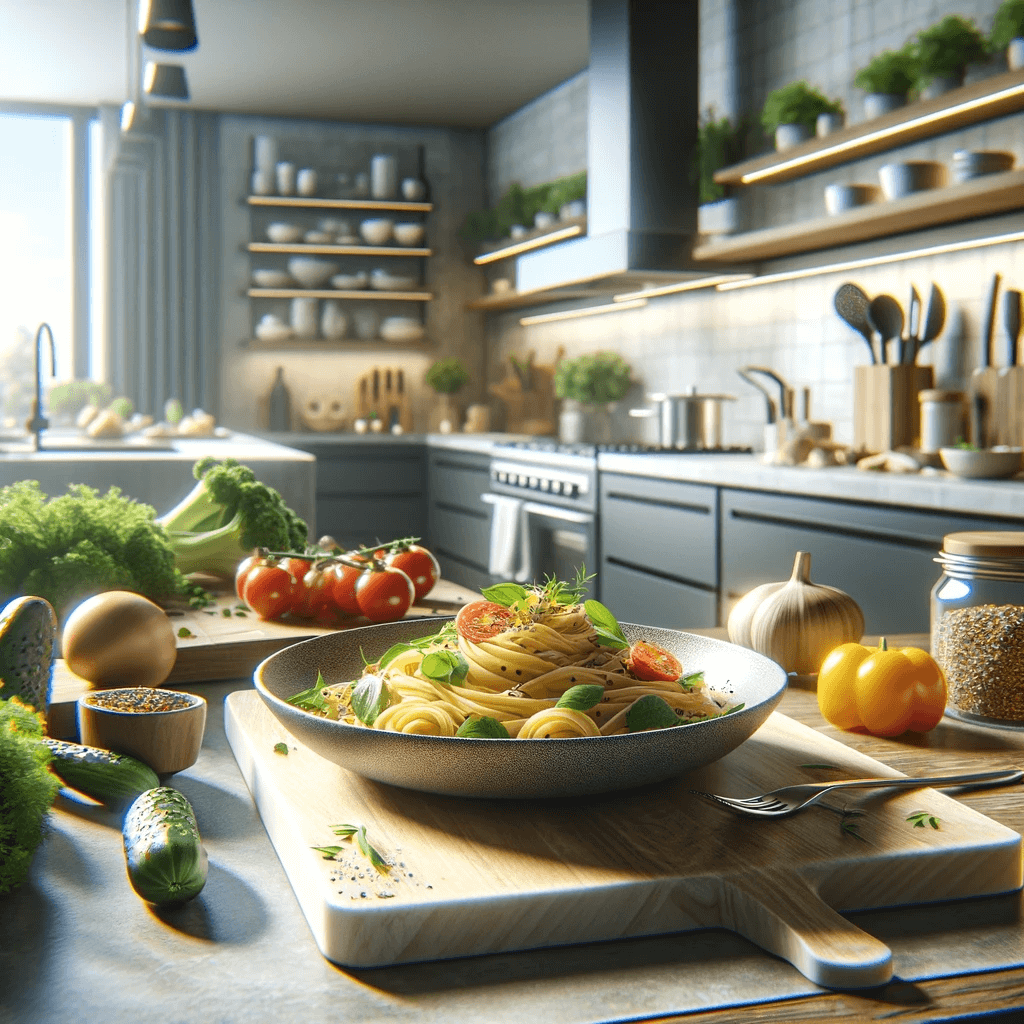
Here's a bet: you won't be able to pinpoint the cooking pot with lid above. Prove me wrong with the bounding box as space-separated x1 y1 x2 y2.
630 388 736 449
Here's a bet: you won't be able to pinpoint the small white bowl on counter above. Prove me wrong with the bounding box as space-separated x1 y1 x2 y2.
939 446 1023 479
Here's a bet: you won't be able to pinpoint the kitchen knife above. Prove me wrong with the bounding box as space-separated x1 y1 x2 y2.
915 283 945 363
995 290 1023 448
904 284 920 363
1003 290 1022 368
972 273 1001 447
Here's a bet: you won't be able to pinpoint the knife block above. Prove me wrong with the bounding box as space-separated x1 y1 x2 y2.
993 366 1024 448
854 365 933 454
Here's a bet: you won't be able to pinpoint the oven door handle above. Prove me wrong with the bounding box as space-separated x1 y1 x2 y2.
521 501 593 525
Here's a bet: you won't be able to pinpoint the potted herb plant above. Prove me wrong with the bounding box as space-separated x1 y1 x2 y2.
854 46 921 118
913 15 988 98
691 108 746 235
990 0 1024 70
553 351 632 444
760 81 843 151
425 358 470 433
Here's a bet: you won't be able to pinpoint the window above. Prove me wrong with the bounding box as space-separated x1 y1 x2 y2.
0 107 100 430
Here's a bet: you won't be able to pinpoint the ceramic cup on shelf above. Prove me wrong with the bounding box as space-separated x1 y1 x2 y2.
251 169 274 196
290 296 319 339
370 154 398 200
275 161 296 196
774 123 811 151
320 300 348 340
253 135 277 173
296 168 318 196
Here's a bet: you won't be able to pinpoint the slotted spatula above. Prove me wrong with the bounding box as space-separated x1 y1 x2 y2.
834 283 876 363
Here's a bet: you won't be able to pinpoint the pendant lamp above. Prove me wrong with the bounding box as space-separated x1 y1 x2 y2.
139 0 198 51
144 61 189 100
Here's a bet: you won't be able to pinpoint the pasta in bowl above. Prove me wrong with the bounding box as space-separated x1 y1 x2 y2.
254 588 788 799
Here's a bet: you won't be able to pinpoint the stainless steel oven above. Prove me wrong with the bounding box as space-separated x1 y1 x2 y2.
484 442 599 598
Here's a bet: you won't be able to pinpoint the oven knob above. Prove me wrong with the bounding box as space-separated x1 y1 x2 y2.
566 483 578 497
496 471 507 483
539 479 550 492
517 474 528 486
550 480 562 494
528 476 538 489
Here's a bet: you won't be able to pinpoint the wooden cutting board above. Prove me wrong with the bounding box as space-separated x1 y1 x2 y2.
224 691 1022 989
45 579 477 739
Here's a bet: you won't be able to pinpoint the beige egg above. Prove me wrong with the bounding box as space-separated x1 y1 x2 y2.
62 591 177 688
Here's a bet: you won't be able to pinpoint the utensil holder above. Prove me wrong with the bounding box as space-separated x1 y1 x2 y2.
854 365 933 454
994 366 1024 448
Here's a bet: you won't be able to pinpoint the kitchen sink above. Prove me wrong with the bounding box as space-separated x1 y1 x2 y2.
0 433 176 454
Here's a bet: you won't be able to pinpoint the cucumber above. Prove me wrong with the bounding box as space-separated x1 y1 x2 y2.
42 737 159 805
123 787 208 906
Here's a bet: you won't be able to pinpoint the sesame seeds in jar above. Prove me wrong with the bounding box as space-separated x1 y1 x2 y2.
931 531 1024 727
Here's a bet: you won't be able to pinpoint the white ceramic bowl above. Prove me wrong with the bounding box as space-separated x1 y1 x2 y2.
878 161 945 201
254 619 788 799
266 222 304 243
251 269 294 288
303 229 334 244
359 218 394 245
255 316 294 342
286 256 339 288
370 268 418 292
330 271 369 291
940 446 1023 479
951 149 1015 184
380 316 426 342
824 183 880 216
393 222 426 246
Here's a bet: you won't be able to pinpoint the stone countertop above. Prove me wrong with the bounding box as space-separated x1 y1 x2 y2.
260 431 528 456
597 452 1024 520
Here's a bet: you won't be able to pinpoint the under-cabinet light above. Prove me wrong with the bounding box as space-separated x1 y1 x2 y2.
715 229 1024 291
519 297 648 326
612 274 754 302
741 81 1024 184
475 224 583 265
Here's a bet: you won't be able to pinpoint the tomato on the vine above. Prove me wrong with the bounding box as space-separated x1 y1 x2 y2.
329 554 367 617
243 563 299 621
355 565 414 623
277 556 312 616
301 565 338 624
235 554 262 603
385 544 440 603
455 600 516 644
629 640 682 682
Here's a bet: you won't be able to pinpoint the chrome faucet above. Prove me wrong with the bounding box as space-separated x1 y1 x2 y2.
26 322 56 450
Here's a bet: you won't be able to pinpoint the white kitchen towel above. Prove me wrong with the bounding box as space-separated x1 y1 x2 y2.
515 501 533 583
482 494 522 577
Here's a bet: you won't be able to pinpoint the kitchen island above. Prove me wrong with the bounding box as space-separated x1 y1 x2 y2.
4 643 1024 1024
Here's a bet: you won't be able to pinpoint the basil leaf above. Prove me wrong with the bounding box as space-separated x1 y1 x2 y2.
273 742 288 755
456 715 511 738
356 825 391 874
722 702 745 716
421 649 470 685
378 642 414 669
312 846 344 859
481 582 528 607
287 670 330 712
584 599 629 650
351 674 392 725
626 694 681 732
556 684 605 711
681 671 704 689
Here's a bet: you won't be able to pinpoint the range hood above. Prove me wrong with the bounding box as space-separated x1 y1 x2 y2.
516 0 717 296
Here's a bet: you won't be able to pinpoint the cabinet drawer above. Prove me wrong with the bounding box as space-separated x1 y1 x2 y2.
316 496 426 549
429 505 491 572
600 473 718 588
428 452 492 512
600 560 718 630
316 453 425 498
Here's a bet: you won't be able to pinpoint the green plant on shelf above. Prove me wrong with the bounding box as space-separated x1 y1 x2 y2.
913 14 988 83
853 46 921 95
990 0 1024 50
425 358 470 395
553 352 632 405
691 107 748 205
760 80 843 134
459 171 586 243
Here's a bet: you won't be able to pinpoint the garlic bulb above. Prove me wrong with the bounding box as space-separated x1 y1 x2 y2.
727 551 864 675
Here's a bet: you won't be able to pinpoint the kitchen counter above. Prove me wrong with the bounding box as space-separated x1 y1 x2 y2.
261 430 527 457
5 652 1024 1024
598 452 1024 520
0 432 318 534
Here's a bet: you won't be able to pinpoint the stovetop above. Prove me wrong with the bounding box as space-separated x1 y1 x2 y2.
494 440 753 457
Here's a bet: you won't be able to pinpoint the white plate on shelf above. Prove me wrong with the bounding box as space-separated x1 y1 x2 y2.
380 317 425 342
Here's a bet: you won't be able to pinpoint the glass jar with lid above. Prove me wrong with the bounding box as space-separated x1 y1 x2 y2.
931 531 1024 726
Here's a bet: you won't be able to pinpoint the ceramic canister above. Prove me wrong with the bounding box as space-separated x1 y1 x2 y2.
290 297 318 339
370 155 398 200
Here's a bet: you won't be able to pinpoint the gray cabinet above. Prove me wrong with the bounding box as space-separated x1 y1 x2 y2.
289 440 427 549
599 473 719 629
427 449 495 592
720 488 1021 634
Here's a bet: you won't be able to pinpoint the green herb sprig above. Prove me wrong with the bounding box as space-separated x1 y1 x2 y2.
907 810 941 830
314 823 390 874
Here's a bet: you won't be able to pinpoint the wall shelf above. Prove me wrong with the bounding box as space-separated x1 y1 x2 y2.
714 68 1024 187
693 167 1024 263
244 337 431 352
465 286 607 312
248 287 432 302
247 195 432 213
249 242 430 258
474 217 587 265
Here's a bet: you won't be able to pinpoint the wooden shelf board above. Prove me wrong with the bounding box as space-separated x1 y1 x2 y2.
693 167 1024 263
715 68 1024 186
247 195 432 213
249 242 430 257
247 287 432 301
475 216 587 263
243 338 431 352
465 286 608 312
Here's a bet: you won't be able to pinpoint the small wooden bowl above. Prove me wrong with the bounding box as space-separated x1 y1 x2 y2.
77 688 207 775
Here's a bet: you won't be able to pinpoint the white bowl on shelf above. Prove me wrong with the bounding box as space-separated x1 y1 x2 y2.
380 316 426 342
370 268 418 291
266 222 304 243
287 256 339 288
330 271 369 290
251 269 294 288
360 218 394 245
877 161 945 201
393 222 426 246
303 229 334 244
255 315 294 342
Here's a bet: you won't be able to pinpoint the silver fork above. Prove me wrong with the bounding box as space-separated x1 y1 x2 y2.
692 768 1023 819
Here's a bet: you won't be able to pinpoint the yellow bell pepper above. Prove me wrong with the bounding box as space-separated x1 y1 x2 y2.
817 638 947 737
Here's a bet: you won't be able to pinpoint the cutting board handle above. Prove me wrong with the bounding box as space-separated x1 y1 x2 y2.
690 871 893 989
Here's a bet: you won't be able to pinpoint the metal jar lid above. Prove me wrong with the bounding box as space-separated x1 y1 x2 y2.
942 531 1024 557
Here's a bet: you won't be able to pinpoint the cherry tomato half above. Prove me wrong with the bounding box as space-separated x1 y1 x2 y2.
243 563 299 621
629 640 682 682
385 544 440 603
455 600 516 644
355 566 414 623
